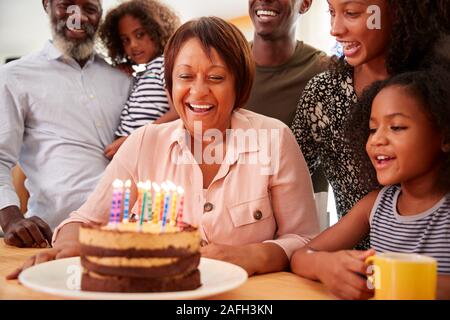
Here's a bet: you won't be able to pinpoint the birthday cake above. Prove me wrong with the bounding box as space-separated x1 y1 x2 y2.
78 180 202 293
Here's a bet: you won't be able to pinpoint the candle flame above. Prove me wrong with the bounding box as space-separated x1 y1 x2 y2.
113 179 123 189
124 179 132 188
161 182 170 192
167 181 177 191
177 186 184 194
152 182 161 192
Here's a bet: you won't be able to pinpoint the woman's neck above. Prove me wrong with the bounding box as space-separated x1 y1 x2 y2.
353 57 389 97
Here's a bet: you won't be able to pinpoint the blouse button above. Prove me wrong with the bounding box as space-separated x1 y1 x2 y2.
253 210 263 220
204 202 214 212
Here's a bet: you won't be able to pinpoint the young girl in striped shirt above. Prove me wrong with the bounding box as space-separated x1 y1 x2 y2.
99 0 180 159
291 66 450 300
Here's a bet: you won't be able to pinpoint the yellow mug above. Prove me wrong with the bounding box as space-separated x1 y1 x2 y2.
365 252 437 300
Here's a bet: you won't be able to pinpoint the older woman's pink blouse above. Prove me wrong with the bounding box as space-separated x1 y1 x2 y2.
53 109 319 259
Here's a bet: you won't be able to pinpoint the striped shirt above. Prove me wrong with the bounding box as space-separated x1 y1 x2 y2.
115 55 169 136
370 185 450 274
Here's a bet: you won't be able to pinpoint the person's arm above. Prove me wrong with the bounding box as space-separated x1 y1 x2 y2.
201 127 320 275
153 103 179 124
153 87 179 125
200 242 289 276
0 70 52 247
291 190 380 300
262 126 320 257
290 75 324 175
104 136 127 160
438 275 450 300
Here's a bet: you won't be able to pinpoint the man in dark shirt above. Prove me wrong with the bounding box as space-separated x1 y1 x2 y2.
246 0 329 206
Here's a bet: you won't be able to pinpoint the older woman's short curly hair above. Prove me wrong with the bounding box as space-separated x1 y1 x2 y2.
164 17 255 110
99 0 180 64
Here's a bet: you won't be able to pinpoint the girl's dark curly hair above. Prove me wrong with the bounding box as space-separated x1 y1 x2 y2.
99 0 180 65
331 0 450 75
345 65 450 192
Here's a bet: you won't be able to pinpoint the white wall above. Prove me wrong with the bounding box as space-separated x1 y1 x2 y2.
0 0 248 63
0 0 334 64
0 0 51 63
298 0 335 54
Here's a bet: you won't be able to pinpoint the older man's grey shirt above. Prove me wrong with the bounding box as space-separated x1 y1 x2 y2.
0 41 131 229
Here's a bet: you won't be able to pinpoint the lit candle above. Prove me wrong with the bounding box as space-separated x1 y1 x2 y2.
108 179 123 226
138 182 149 231
146 180 153 222
168 182 178 226
136 181 144 222
176 186 184 228
122 180 132 223
152 183 161 224
115 180 124 224
160 182 167 221
161 183 171 231
108 180 118 225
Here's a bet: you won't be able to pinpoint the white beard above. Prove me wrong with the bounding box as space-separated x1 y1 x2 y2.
49 16 97 61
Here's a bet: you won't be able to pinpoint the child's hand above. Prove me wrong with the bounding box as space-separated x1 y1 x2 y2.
104 137 127 160
316 249 375 300
116 63 134 76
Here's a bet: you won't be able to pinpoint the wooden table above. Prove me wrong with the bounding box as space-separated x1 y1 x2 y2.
0 241 335 300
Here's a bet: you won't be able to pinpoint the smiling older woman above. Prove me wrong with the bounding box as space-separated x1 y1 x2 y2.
8 17 319 279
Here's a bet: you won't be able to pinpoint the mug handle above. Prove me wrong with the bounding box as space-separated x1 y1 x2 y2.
365 256 377 290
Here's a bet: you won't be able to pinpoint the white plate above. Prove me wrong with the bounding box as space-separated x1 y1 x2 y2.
19 257 247 300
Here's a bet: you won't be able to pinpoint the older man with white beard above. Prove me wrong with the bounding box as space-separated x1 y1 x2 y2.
0 0 131 248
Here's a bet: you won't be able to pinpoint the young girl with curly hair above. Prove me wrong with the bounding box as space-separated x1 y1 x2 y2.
99 0 180 159
290 0 450 248
291 66 450 300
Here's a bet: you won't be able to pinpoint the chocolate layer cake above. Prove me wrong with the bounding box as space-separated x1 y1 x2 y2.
79 223 201 292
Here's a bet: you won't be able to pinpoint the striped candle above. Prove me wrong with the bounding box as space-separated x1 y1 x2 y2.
152 183 161 224
176 186 184 227
168 182 177 226
122 180 131 223
138 183 149 231
108 179 122 226
108 189 118 225
159 182 167 221
161 183 171 231
115 180 124 224
146 180 153 222
136 181 144 222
